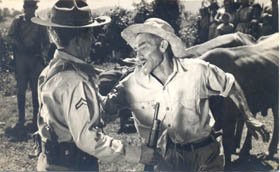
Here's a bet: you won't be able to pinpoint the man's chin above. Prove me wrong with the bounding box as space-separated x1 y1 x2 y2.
142 63 154 75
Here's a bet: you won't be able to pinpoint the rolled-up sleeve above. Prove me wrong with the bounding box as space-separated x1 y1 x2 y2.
63 80 140 163
205 63 235 97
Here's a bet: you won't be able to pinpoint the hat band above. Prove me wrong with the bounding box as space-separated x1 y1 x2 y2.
51 17 94 26
51 7 94 26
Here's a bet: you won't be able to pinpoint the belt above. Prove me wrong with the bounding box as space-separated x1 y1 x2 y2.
41 141 98 170
168 135 215 152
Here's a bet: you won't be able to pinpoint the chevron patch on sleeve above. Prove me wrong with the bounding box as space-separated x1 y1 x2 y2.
75 98 88 110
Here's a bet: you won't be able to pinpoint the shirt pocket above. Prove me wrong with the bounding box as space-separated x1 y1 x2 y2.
130 100 155 126
130 100 156 141
176 100 200 126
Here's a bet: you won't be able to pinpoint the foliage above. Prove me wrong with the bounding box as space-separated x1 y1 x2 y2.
179 11 199 48
0 8 21 22
151 0 181 34
132 0 153 23
0 1 199 66
0 71 16 96
91 7 133 64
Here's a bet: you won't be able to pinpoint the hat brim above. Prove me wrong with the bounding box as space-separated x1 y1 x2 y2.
121 24 187 58
31 9 111 28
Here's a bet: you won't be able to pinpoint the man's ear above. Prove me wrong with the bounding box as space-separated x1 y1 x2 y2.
159 40 169 53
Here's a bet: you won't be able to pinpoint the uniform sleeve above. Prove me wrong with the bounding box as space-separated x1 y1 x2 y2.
205 63 235 97
7 18 20 44
63 80 140 162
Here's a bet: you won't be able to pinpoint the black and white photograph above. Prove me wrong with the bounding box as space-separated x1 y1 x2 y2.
0 0 278 171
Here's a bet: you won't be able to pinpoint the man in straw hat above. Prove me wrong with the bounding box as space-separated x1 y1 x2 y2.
31 0 160 171
7 0 49 136
103 17 269 171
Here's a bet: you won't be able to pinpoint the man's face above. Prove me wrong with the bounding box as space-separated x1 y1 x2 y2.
134 33 164 75
79 28 94 59
24 6 36 19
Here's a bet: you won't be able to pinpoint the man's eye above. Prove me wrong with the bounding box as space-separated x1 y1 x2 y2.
137 45 147 51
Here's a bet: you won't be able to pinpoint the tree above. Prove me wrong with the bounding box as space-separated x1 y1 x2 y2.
179 11 198 48
91 7 133 63
132 0 153 23
151 0 182 34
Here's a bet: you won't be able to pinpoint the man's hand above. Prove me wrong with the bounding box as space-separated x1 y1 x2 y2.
139 144 161 165
246 117 270 142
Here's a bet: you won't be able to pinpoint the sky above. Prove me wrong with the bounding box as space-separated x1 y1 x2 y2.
0 0 272 13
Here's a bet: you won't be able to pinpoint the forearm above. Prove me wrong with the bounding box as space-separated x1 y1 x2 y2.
227 80 269 143
102 89 129 115
72 122 140 163
228 81 252 120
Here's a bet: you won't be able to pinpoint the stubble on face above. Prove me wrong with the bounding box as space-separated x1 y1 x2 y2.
134 33 163 75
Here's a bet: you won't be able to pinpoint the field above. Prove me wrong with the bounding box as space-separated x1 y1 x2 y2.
0 71 278 171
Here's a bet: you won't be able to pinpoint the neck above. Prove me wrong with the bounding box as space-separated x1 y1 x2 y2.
61 39 87 60
152 53 173 84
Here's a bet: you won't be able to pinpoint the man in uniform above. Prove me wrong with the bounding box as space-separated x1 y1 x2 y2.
104 18 269 171
31 0 159 171
7 0 49 132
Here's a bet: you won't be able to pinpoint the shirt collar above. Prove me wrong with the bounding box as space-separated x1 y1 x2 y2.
134 57 185 86
52 49 87 65
176 58 189 72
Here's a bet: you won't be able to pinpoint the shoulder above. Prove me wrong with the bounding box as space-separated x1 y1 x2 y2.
178 58 209 71
51 71 92 100
13 14 24 22
10 14 23 26
41 65 91 93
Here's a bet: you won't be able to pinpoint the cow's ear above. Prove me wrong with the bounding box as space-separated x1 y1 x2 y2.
159 40 169 53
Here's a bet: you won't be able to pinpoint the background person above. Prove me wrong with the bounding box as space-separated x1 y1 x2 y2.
7 0 49 135
215 12 235 36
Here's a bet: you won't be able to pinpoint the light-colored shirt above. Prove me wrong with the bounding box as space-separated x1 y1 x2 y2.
106 58 234 151
38 50 140 163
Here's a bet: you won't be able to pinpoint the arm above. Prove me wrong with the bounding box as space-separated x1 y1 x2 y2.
63 80 141 162
101 80 130 116
205 63 269 142
228 81 269 142
6 17 24 51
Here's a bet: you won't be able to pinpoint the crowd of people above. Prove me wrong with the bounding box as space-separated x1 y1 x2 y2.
196 0 278 44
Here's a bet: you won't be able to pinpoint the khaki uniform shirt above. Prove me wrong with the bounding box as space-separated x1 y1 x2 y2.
38 50 140 163
106 58 234 153
8 15 48 54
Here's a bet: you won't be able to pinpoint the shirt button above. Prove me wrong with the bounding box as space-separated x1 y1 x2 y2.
141 106 145 109
168 124 171 127
166 107 170 111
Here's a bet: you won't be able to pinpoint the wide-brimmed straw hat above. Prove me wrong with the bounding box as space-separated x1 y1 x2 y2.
121 18 187 58
31 0 111 28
